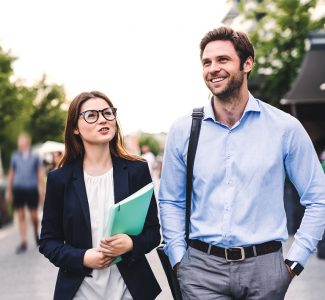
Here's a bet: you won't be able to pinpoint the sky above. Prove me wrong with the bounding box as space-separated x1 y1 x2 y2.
0 0 230 135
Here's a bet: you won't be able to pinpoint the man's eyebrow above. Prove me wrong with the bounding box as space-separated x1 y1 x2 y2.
202 54 231 61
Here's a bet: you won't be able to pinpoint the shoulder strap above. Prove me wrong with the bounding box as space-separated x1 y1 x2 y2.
185 107 204 246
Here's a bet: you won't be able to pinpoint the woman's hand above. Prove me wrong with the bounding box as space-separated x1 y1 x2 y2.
99 234 133 257
83 248 115 269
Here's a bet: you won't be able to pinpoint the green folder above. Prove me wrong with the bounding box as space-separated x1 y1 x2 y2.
106 182 154 265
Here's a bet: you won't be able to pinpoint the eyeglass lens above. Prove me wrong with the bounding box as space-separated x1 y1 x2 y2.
83 108 116 123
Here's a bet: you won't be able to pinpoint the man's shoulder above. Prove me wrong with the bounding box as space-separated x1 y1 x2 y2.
169 112 193 135
258 99 300 127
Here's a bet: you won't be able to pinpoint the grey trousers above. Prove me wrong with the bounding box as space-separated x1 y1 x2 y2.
177 246 292 300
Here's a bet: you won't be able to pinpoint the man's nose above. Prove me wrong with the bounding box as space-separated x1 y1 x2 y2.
209 61 221 72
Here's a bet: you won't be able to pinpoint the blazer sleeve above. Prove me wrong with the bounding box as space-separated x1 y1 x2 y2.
122 161 161 265
39 171 92 276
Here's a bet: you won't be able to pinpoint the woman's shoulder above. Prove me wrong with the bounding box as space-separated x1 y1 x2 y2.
122 157 148 170
47 162 74 182
114 156 149 175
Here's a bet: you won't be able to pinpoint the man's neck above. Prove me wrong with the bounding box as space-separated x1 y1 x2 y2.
212 89 249 128
19 148 30 155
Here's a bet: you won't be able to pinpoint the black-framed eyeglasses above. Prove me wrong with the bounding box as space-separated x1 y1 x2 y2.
79 107 117 124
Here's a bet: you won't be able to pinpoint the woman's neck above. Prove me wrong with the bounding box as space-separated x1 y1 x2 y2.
83 145 113 176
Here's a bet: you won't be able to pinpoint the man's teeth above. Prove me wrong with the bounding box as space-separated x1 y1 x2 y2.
211 77 225 83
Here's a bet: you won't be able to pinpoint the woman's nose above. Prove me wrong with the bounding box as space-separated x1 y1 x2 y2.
98 112 107 123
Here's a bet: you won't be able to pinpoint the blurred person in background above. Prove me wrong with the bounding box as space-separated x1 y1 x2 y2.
141 144 160 197
49 151 63 171
321 149 325 173
141 144 156 176
39 91 161 300
317 148 325 259
6 132 45 254
141 144 160 180
0 148 3 183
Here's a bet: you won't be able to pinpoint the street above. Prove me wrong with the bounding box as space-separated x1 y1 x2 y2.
1 218 325 300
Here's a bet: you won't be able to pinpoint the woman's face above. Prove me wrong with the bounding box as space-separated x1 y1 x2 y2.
74 97 117 148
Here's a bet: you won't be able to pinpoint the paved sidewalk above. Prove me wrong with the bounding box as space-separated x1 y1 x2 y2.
0 220 324 299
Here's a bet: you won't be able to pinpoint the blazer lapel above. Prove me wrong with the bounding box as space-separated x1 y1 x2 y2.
72 160 92 234
112 156 129 203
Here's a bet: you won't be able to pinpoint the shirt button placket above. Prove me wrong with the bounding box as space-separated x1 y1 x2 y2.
224 129 233 240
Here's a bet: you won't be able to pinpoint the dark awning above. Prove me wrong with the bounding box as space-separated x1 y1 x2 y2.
280 31 325 121
281 31 325 105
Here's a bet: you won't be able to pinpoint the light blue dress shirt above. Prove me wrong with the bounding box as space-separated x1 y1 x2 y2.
158 94 325 268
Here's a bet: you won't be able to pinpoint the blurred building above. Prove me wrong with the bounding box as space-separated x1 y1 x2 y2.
281 31 325 153
222 0 325 150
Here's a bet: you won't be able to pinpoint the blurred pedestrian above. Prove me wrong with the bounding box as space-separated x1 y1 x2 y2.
39 91 161 300
283 178 304 235
321 149 325 173
0 148 3 183
317 148 325 259
141 144 159 179
159 26 325 299
6 132 45 254
49 151 63 171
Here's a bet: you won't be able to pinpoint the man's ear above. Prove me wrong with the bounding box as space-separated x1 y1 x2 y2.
243 56 254 74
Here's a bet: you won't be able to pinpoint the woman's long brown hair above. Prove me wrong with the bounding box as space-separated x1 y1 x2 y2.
59 91 140 167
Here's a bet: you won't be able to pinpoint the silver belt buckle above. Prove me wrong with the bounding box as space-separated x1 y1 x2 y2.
225 247 246 261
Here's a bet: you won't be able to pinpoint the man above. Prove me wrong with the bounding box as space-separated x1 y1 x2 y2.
159 26 325 299
6 133 45 254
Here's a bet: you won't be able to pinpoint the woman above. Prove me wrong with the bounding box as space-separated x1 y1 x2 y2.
39 91 161 300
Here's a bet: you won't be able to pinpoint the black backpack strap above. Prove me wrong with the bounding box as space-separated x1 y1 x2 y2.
185 107 204 246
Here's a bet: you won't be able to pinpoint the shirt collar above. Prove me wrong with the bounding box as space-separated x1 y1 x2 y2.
203 92 261 123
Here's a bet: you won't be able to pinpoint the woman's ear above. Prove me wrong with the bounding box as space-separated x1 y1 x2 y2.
74 128 79 135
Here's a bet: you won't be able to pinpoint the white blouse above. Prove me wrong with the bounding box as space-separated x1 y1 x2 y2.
74 169 132 300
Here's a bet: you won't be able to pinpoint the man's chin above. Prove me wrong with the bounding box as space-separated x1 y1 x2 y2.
208 86 226 96
210 88 228 99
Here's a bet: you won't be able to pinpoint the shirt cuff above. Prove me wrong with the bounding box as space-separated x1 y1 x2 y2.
286 239 312 266
165 245 187 268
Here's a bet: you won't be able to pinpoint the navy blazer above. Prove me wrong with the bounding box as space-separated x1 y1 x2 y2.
39 156 161 300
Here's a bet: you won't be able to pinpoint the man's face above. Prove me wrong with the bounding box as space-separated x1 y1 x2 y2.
201 40 251 100
18 135 30 152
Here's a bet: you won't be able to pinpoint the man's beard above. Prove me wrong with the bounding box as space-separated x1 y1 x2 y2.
210 71 244 101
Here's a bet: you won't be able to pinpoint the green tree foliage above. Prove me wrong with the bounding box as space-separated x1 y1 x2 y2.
0 48 68 170
139 134 161 156
239 0 325 105
27 75 66 143
0 47 36 169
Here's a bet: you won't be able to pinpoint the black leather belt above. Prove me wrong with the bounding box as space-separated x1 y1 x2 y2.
189 239 282 261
